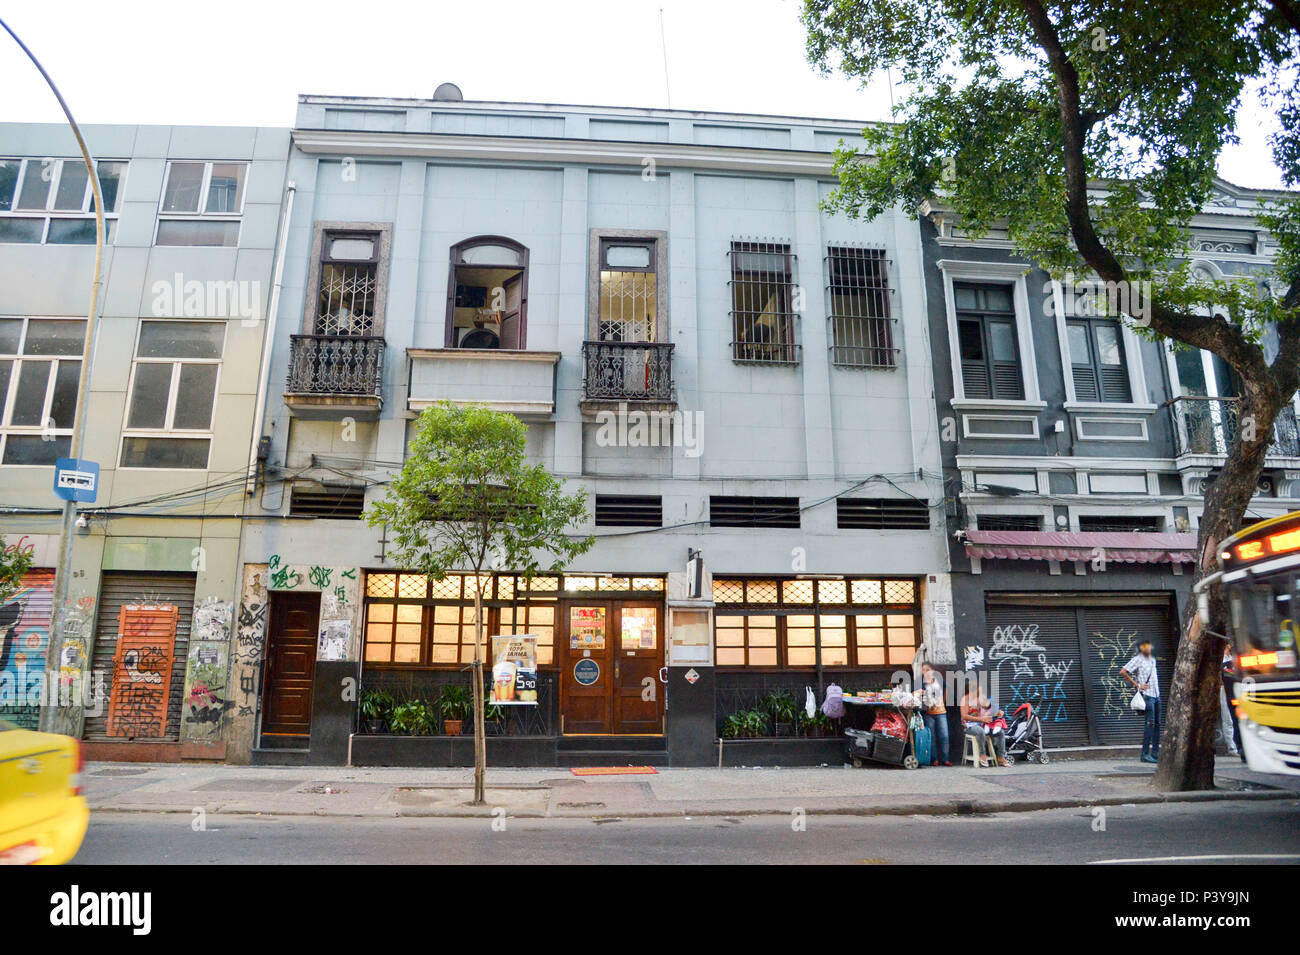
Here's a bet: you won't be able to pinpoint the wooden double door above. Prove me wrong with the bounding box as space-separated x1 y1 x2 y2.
560 599 664 735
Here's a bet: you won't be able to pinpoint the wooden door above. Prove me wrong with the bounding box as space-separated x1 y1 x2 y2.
560 600 614 734
261 592 320 737
500 273 524 349
612 602 665 735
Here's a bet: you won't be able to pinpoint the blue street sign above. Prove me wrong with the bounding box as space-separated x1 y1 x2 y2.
53 458 99 503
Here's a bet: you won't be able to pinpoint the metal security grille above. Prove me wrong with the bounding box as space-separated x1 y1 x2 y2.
316 232 380 336
288 483 366 519
85 571 196 742
709 495 801 528
976 514 1044 531
826 246 896 368
985 602 1091 747
836 498 930 530
599 240 657 343
594 494 663 527
1083 604 1175 746
1077 515 1164 532
729 240 798 364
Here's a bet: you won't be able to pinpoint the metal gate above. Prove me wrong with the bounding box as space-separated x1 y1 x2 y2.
986 595 1175 748
0 569 54 729
84 571 196 742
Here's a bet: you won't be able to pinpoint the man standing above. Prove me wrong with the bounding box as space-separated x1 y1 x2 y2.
1220 644 1243 760
1120 639 1161 764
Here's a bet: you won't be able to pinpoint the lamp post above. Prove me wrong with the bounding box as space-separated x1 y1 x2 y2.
0 18 105 734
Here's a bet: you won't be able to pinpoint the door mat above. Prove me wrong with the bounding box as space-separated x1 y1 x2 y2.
570 766 659 776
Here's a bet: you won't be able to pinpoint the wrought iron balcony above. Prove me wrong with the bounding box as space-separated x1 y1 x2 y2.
285 334 385 418
581 340 674 404
1169 395 1300 458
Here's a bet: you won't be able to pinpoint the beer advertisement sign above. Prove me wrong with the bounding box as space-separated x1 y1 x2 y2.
490 634 539 705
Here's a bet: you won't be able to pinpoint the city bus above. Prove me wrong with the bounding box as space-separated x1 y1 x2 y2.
1196 511 1300 775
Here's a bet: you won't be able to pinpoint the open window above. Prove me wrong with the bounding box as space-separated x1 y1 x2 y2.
444 236 529 350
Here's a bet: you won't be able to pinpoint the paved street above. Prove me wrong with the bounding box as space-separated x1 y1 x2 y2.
75 800 1300 864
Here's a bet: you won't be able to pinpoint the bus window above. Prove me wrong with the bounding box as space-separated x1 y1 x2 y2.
1230 584 1280 653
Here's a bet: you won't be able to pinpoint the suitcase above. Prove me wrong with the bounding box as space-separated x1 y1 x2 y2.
912 725 933 766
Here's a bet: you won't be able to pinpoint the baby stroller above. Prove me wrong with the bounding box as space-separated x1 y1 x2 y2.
1003 702 1048 763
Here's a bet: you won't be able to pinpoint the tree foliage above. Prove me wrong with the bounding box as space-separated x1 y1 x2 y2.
802 0 1300 790
0 537 33 607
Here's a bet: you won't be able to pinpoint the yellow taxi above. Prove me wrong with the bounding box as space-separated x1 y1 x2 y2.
0 718 88 864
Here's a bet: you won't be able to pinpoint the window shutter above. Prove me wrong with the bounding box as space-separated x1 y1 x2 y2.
1072 364 1100 401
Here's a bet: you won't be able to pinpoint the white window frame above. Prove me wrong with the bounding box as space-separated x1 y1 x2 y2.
118 319 227 471
937 259 1045 409
154 160 248 247
1047 278 1155 412
0 317 85 467
0 157 126 245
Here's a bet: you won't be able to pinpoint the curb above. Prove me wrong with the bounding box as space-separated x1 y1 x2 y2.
87 785 1298 821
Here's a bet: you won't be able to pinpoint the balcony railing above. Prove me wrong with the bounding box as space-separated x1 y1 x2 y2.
1169 396 1300 458
581 340 674 402
287 334 385 398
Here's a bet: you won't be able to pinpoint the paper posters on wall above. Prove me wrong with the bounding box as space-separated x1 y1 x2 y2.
620 611 656 650
569 606 606 650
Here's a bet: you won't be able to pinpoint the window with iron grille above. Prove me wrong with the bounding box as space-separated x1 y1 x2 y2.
712 576 919 668
1077 515 1164 533
598 239 657 343
836 497 930 529
976 514 1043 531
955 281 1024 400
594 494 662 527
288 483 366 519
316 231 381 336
826 246 896 368
1067 317 1132 402
710 495 801 528
729 240 798 364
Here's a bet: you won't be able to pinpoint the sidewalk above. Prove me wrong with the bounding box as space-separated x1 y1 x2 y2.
84 757 1300 819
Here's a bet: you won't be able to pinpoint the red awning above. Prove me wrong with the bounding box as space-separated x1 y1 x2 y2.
962 530 1197 564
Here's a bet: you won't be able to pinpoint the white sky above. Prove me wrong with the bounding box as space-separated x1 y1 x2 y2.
0 0 1286 189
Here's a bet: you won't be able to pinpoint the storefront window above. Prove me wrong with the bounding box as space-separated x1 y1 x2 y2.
713 576 920 669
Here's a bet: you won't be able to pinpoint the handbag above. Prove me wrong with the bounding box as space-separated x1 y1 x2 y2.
1130 691 1147 712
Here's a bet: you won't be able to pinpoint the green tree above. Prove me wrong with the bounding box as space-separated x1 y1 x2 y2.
366 402 592 803
0 537 34 606
802 0 1300 789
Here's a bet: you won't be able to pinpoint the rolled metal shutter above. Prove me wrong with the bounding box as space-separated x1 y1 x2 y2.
0 569 55 729
985 602 1091 748
84 571 196 742
1082 603 1175 746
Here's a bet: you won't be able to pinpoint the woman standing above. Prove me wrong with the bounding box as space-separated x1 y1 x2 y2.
919 663 951 766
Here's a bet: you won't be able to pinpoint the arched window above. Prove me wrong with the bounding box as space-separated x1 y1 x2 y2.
445 236 529 349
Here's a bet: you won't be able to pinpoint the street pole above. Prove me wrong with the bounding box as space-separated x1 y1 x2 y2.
0 18 106 734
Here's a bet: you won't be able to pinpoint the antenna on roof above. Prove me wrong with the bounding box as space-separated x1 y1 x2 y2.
659 8 672 108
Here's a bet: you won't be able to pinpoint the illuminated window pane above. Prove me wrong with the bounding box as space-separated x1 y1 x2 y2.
566 575 597 592
887 628 915 647
529 575 559 591
396 604 422 623
782 580 814 603
367 603 394 622
366 573 396 597
364 622 391 642
859 647 886 665
601 577 630 590
460 645 477 664
531 606 554 625
750 628 777 647
851 579 882 604
787 614 814 629
632 577 662 590
884 579 915 603
433 624 460 642
787 627 815 647
818 580 847 603
364 643 392 662
750 648 778 666
787 646 816 665
497 576 515 599
857 614 883 628
748 580 778 602
430 643 457 663
537 646 553 665
713 580 744 603
397 574 427 599
823 646 849 665
393 643 420 663
717 647 745 666
395 623 422 642
429 575 462 599
890 645 916 665
716 628 744 647
433 605 460 623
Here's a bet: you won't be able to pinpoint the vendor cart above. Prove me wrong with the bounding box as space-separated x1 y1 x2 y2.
842 696 921 769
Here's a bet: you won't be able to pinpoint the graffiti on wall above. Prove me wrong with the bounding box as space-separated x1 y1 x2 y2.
988 623 1076 724
0 574 53 729
1091 629 1141 720
106 604 177 738
233 568 269 719
184 598 235 741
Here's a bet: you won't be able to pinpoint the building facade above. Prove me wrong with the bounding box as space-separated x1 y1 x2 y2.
0 123 290 761
229 93 951 766
920 181 1300 755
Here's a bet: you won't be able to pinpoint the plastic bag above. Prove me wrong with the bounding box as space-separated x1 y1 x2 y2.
805 686 816 719
1130 691 1146 712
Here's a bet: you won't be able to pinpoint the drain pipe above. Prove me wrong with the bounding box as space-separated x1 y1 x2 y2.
246 179 297 494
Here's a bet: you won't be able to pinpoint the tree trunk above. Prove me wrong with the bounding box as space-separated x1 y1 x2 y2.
1153 395 1277 791
472 584 486 804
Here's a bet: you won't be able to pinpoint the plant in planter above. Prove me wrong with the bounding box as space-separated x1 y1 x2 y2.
483 703 506 737
761 691 798 737
721 713 747 739
741 708 769 739
359 689 395 735
803 711 833 738
439 685 473 736
389 699 436 736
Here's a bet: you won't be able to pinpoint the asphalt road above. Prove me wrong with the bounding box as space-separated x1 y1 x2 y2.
74 799 1300 864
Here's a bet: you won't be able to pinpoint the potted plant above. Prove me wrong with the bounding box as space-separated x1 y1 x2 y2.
389 699 435 736
359 689 395 735
484 703 506 737
761 691 798 737
721 712 746 739
439 685 473 736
